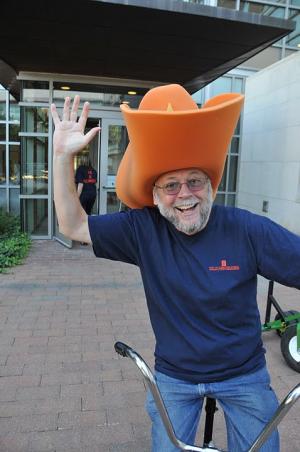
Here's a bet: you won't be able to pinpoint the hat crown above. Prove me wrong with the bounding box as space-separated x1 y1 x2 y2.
139 84 198 111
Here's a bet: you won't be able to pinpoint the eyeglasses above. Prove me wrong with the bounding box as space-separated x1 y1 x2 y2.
154 177 208 195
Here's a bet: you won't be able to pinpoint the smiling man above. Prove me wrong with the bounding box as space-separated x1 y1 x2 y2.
153 168 213 235
51 84 300 452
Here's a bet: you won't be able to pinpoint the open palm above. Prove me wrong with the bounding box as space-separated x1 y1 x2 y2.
51 95 100 156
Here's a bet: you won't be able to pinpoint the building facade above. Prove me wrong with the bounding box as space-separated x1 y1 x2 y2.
237 51 300 235
0 0 299 242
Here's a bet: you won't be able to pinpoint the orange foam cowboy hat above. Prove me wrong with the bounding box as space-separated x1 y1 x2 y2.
116 84 244 209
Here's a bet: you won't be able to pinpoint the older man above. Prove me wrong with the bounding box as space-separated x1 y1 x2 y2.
51 85 300 452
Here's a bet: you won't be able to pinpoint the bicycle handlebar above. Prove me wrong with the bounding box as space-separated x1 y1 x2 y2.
114 342 300 452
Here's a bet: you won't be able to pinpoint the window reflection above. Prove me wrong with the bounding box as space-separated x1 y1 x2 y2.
10 145 20 185
286 10 300 47
107 192 121 213
21 137 48 195
228 155 238 192
0 124 6 141
9 124 20 142
217 0 237 9
214 194 225 206
240 1 285 17
9 95 20 122
0 144 6 185
108 125 128 175
22 198 48 236
210 77 232 96
22 106 48 133
0 90 6 120
9 189 20 214
21 81 49 103
218 157 228 192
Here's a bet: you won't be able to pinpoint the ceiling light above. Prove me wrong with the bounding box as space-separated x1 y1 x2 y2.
61 86 70 90
128 90 137 95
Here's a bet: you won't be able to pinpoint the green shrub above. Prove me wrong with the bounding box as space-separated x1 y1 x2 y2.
0 210 31 273
0 209 21 236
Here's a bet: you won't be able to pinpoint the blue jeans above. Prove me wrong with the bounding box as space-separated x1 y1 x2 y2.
146 366 279 452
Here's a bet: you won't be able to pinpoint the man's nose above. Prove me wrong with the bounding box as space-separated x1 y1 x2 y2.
177 182 193 197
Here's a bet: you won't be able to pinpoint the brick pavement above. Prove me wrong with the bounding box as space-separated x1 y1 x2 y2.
0 240 299 452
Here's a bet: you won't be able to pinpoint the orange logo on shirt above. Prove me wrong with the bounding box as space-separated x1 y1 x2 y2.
209 259 240 271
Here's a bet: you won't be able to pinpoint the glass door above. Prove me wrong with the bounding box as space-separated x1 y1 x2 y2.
99 118 128 214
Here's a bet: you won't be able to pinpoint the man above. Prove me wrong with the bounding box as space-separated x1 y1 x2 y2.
51 85 300 452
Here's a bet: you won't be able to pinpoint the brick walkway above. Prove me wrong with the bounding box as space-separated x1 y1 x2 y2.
0 240 299 452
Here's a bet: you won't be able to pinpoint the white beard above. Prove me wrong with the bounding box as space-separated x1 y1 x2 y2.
155 182 213 235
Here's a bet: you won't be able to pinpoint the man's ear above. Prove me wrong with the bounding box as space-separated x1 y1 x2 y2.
153 189 159 206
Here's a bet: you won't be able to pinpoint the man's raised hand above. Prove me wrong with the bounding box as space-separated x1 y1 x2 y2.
51 95 100 157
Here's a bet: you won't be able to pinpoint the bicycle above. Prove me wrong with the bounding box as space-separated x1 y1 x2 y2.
114 341 300 452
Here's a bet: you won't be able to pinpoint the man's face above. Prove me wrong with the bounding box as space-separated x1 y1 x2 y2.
153 168 213 235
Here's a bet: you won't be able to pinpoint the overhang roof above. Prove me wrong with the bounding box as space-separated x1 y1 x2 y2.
0 0 295 98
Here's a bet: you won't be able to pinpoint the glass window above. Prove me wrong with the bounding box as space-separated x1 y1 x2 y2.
230 136 240 154
227 194 236 207
217 0 237 9
234 118 241 135
21 137 48 195
228 155 238 192
0 90 6 120
107 192 121 213
240 2 285 18
21 81 49 103
192 89 203 106
22 198 48 236
210 77 232 97
9 145 20 185
53 82 145 109
286 10 300 47
9 95 20 122
9 124 20 142
21 106 49 133
107 125 129 176
0 144 6 185
291 0 300 5
218 157 228 191
214 193 225 206
233 77 244 93
9 189 20 215
0 188 6 210
0 124 6 141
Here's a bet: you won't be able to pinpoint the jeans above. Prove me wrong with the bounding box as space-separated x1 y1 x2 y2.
146 365 279 452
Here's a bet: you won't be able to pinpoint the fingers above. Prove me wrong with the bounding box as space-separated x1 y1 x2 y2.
84 127 101 146
70 95 80 122
50 103 60 126
62 97 71 121
78 101 90 130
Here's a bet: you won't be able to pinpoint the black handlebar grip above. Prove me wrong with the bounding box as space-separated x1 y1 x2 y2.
114 341 131 357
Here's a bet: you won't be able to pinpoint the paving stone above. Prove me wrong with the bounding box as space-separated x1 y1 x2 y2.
0 241 299 452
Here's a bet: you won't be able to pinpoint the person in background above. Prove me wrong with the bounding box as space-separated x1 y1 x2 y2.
75 157 97 215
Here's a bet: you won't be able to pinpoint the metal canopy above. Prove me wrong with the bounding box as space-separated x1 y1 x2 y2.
0 0 295 97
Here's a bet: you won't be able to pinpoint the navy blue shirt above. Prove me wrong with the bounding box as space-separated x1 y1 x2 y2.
75 165 97 195
88 206 300 383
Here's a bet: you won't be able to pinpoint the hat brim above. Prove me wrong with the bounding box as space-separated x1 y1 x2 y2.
116 93 244 208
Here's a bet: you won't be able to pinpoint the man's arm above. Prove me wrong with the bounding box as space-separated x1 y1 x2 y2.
51 96 100 243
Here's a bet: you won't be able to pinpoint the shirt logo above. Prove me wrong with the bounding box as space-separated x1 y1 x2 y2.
209 259 240 271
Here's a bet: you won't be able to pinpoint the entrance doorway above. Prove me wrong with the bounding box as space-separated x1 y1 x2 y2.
53 110 128 247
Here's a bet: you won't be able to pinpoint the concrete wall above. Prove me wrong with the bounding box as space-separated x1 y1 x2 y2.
237 51 300 235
